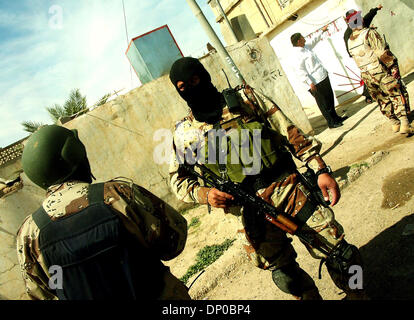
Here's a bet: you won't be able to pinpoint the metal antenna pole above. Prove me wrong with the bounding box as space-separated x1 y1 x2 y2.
215 0 238 44
185 0 245 85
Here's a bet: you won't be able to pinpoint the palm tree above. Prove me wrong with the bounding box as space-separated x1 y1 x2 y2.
21 89 114 133
46 88 88 123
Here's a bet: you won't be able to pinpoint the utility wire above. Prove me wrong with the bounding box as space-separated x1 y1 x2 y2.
122 0 134 90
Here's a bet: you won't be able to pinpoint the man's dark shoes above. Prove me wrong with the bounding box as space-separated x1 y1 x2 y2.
328 122 343 128
337 115 348 122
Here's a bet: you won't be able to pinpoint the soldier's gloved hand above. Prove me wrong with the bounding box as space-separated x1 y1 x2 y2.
207 188 235 208
317 173 341 206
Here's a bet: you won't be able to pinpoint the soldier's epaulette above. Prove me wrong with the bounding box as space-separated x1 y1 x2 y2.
175 113 195 130
175 119 186 130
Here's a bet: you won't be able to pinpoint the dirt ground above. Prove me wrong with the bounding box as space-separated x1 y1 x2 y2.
164 71 414 300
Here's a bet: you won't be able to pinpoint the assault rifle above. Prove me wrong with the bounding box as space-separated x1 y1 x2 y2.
382 34 409 106
181 162 332 257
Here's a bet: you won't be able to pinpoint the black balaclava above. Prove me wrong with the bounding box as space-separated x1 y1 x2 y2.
169 57 224 124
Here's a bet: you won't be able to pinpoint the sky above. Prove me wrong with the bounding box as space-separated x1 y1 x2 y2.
0 0 224 148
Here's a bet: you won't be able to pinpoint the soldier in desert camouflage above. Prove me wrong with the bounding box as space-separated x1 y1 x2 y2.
346 8 413 134
17 125 190 300
167 57 366 300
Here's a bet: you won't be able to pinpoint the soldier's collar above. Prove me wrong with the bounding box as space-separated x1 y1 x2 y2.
46 180 87 196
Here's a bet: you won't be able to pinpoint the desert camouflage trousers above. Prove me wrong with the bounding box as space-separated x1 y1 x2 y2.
237 172 350 293
362 70 410 120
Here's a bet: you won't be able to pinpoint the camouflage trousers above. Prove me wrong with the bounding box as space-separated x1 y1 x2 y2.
362 70 410 120
238 172 350 292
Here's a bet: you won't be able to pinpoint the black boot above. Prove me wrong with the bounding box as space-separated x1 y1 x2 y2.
324 241 369 300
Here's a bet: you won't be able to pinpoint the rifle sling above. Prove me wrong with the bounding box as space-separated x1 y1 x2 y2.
293 198 317 225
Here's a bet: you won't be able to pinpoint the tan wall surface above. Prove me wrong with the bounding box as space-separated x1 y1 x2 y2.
0 173 44 300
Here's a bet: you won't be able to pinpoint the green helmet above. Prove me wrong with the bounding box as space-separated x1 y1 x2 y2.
22 125 92 189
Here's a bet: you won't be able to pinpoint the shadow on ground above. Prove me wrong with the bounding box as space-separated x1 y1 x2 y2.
403 71 414 85
332 166 351 181
320 104 378 157
359 214 414 300
309 96 374 136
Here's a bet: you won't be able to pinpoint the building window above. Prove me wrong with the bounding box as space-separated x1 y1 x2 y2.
277 0 294 9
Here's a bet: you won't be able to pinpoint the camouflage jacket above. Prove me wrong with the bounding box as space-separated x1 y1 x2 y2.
348 27 398 73
168 87 327 204
16 179 187 300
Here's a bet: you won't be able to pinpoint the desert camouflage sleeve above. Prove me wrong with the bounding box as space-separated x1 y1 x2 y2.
366 28 398 70
244 87 327 173
168 129 206 205
16 216 58 300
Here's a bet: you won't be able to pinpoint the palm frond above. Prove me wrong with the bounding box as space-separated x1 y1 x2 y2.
46 103 66 123
21 120 46 133
96 93 112 106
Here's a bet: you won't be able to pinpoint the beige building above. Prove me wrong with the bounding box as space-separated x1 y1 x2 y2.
208 0 315 44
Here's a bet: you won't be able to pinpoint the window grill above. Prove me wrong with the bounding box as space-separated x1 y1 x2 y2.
0 139 26 167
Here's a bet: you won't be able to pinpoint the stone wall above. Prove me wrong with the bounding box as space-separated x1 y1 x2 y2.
0 173 44 300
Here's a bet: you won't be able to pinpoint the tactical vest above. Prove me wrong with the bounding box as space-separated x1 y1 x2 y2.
192 109 294 185
32 183 165 300
348 28 381 73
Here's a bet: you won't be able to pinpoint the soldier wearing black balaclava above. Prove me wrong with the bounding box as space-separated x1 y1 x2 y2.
168 57 367 300
169 56 224 124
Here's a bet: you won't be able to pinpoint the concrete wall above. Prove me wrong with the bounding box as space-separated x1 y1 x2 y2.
201 37 311 133
0 173 44 300
0 159 22 181
63 74 190 210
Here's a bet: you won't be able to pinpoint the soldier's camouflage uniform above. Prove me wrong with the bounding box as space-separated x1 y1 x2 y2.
16 179 190 300
169 88 344 276
348 27 410 124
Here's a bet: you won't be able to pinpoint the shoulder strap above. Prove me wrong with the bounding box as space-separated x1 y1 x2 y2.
88 183 104 205
32 206 52 230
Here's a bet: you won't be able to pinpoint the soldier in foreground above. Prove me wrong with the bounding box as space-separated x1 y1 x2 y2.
168 57 367 300
346 8 413 134
17 125 190 300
